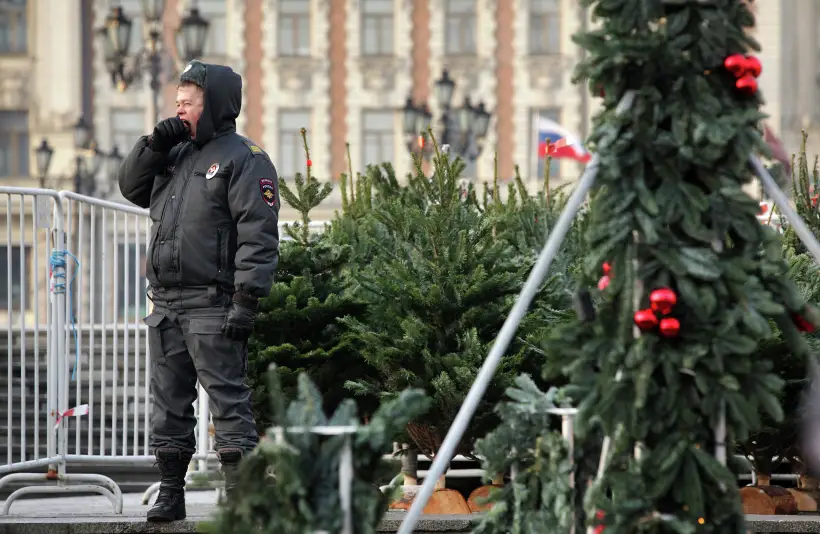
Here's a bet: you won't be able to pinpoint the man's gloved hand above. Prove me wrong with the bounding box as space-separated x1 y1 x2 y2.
149 117 188 153
222 292 258 341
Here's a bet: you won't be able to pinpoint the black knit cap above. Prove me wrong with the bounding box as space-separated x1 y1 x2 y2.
179 60 206 89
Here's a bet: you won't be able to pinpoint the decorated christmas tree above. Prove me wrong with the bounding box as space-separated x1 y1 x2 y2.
538 1 820 532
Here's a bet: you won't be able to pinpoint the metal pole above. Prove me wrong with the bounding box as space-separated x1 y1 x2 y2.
396 157 601 534
396 90 636 534
750 154 820 264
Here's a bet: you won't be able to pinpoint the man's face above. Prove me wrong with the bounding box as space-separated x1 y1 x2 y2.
175 83 204 138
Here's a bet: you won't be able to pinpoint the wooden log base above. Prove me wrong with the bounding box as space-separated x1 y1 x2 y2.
388 487 472 515
787 489 820 513
740 485 798 515
467 484 503 512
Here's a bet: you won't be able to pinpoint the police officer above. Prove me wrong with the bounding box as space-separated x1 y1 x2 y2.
117 60 279 522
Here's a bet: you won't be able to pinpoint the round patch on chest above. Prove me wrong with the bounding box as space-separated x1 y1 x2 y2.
205 163 220 179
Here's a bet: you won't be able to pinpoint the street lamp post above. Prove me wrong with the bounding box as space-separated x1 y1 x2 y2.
401 69 493 164
95 2 210 124
34 117 124 197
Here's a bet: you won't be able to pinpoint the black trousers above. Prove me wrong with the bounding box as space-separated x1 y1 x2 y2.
143 287 258 456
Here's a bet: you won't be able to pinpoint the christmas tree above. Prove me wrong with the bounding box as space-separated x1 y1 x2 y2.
740 134 820 478
341 147 585 465
200 368 430 534
247 129 378 427
539 1 820 533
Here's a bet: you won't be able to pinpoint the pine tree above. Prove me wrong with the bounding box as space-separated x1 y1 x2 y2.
539 1 820 533
340 146 583 462
470 375 575 534
200 368 431 534
247 129 377 427
740 135 820 478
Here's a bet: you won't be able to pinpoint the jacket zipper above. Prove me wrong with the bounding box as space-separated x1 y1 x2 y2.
165 149 204 279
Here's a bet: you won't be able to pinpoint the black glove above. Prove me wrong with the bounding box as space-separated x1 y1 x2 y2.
149 117 188 153
222 292 258 341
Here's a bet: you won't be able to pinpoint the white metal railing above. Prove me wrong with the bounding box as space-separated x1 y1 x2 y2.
0 186 332 514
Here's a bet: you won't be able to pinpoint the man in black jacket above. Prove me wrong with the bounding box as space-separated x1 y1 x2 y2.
118 60 279 522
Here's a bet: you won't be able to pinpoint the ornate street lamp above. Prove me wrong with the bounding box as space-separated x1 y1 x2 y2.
73 116 91 150
401 69 493 164
35 138 54 188
35 116 120 195
177 7 210 61
95 2 208 123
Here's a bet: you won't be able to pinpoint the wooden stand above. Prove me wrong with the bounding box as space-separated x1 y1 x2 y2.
389 475 471 514
467 475 504 512
739 475 798 515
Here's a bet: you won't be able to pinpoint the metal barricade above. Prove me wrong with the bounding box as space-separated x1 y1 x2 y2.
0 187 123 513
0 186 333 514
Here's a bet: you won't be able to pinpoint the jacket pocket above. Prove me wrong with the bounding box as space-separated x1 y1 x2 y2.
188 316 225 335
143 311 166 363
216 227 229 273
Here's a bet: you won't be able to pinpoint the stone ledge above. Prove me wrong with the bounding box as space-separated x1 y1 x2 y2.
2 515 820 534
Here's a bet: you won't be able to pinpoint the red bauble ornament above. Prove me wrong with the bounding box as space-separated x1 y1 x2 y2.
649 288 677 315
659 317 681 337
723 54 748 77
634 309 659 330
597 275 610 291
792 312 816 333
744 55 762 77
307 159 313 167
602 262 612 275
736 75 758 95
594 510 606 534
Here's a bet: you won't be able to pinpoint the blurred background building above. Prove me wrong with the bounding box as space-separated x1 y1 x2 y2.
0 0 805 218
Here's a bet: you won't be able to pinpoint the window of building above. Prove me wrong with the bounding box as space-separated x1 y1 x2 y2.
110 109 144 155
117 243 147 321
278 110 311 179
362 110 395 169
195 0 227 57
0 245 31 311
278 0 310 56
361 0 393 56
529 0 560 55
0 0 27 54
532 108 562 181
444 0 476 55
0 110 29 178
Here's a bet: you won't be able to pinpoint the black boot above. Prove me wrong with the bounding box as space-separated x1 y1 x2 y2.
217 447 243 500
147 448 191 522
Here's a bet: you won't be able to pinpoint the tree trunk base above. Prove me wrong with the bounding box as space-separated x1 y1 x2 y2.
467 484 503 512
389 486 471 514
740 485 798 515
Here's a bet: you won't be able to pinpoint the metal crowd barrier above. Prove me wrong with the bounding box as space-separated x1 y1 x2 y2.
0 186 329 514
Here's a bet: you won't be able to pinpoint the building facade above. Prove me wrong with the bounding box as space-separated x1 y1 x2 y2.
0 0 799 326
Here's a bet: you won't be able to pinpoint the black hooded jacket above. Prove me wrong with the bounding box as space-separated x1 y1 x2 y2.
117 63 280 300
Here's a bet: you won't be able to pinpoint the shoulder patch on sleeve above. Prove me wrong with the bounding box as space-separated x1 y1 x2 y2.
241 138 265 156
259 178 277 207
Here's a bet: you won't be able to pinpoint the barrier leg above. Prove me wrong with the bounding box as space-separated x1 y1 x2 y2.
0 472 123 515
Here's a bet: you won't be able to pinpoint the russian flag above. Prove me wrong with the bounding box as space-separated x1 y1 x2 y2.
536 117 591 164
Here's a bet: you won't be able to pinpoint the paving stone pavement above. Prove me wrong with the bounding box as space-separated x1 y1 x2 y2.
1 491 820 533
